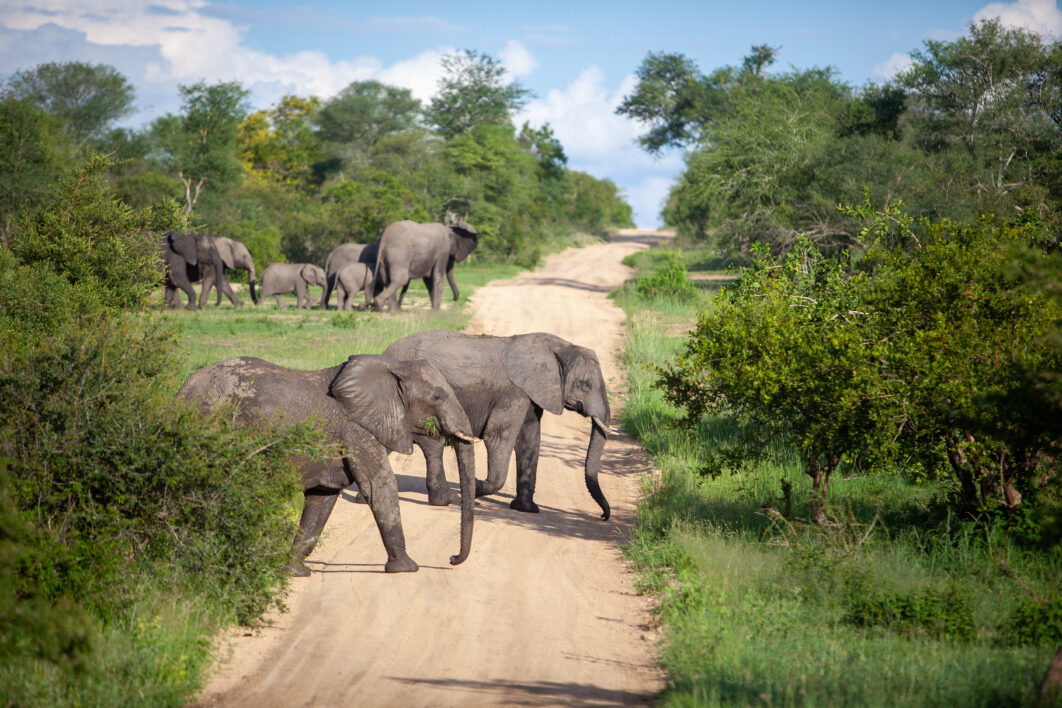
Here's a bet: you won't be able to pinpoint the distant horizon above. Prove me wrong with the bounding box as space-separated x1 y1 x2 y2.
3 0 1060 227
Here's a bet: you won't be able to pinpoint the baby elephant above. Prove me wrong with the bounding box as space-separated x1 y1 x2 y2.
337 261 376 310
259 263 327 309
178 355 478 575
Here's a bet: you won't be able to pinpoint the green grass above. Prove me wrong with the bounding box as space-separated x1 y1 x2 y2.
157 261 525 382
614 246 1062 707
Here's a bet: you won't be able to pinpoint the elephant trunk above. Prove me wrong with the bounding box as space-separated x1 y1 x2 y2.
584 418 610 520
450 439 475 565
247 263 258 305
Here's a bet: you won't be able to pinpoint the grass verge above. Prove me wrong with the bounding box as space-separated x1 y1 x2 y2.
613 245 1062 707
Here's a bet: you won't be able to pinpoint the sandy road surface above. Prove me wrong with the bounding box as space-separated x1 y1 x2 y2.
195 230 670 707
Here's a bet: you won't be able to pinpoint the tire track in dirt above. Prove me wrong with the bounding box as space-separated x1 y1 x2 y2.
195 230 669 707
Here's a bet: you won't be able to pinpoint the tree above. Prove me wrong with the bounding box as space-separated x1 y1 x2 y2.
153 81 249 214
425 50 531 139
0 98 70 244
314 81 419 170
239 94 322 187
2 62 134 149
899 19 1059 216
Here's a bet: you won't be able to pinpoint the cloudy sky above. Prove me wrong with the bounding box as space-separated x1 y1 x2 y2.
2 0 1061 226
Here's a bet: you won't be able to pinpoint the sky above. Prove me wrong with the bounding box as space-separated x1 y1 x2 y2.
2 1 1061 227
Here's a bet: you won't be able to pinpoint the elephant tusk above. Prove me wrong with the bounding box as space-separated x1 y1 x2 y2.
451 431 481 443
592 417 617 437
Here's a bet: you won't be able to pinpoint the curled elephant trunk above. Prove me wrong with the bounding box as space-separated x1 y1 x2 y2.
450 439 476 565
585 418 610 520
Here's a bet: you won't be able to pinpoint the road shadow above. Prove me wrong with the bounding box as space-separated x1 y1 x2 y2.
606 232 673 248
515 276 614 293
390 677 655 707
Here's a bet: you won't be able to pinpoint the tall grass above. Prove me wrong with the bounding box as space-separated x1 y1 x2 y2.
615 246 1062 706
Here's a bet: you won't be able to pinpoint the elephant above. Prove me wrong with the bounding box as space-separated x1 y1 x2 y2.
259 262 327 309
177 354 478 576
319 242 378 310
336 261 375 310
373 220 478 311
199 235 258 308
158 231 233 310
383 329 613 520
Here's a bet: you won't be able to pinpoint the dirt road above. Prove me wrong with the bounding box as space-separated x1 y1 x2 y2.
195 230 668 707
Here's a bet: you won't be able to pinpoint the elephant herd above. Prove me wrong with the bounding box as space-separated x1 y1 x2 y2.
179 330 614 576
169 218 615 575
157 219 480 313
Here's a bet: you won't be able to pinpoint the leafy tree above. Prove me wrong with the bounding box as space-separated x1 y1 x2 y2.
0 98 70 244
153 81 250 214
239 94 322 187
1 61 134 149
519 122 569 217
315 81 419 170
425 50 531 139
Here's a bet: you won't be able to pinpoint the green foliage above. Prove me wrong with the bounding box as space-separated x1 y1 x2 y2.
1005 594 1062 645
635 251 699 302
425 50 531 139
2 61 135 147
239 94 323 188
0 98 70 240
314 81 419 170
153 81 250 214
845 586 976 640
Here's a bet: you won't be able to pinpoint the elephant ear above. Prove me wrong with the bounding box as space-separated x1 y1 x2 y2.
300 264 316 285
329 356 413 454
503 335 564 415
449 221 478 262
215 238 236 270
168 232 198 266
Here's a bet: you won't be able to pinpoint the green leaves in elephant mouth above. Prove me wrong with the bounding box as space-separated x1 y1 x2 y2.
421 418 439 438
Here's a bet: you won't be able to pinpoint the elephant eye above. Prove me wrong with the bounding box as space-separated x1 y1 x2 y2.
577 380 591 391
432 386 444 401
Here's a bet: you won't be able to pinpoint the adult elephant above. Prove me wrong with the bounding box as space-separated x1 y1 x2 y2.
336 261 375 310
259 262 327 309
200 236 257 308
319 242 378 310
158 231 232 310
373 220 477 311
383 329 613 520
178 354 478 576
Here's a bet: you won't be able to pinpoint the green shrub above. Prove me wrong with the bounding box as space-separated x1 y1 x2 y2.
844 586 976 640
635 252 700 302
1004 595 1062 646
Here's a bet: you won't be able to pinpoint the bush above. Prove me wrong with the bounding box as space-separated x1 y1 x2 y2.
635 252 700 302
845 586 976 640
1005 595 1062 646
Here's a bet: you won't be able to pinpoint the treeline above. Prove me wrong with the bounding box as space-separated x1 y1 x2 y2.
2 49 633 270
620 20 1062 522
619 20 1061 255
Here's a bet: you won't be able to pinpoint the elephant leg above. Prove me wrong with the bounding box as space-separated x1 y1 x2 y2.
428 265 445 310
288 491 339 576
274 293 283 308
447 266 460 302
476 405 523 497
346 457 417 573
374 265 407 311
199 267 214 309
397 280 412 309
417 435 452 506
295 281 308 309
511 406 544 513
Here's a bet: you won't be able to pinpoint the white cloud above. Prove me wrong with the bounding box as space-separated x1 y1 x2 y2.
377 47 454 103
499 39 537 78
974 0 1062 38
872 52 914 82
515 67 681 227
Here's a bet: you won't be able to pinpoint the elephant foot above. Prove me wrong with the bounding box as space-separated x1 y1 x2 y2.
286 559 312 577
510 498 540 514
427 490 456 506
384 556 419 573
183 304 196 311
474 479 503 498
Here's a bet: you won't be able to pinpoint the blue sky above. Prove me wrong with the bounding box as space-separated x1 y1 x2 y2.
2 1 1061 226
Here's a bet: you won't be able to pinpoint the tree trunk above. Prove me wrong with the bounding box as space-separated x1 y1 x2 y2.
1039 644 1062 706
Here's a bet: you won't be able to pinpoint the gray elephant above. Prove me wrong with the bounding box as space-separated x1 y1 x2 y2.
200 235 258 308
320 242 378 310
259 262 327 309
158 231 233 310
383 330 612 519
373 220 478 311
336 261 375 310
178 354 478 575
